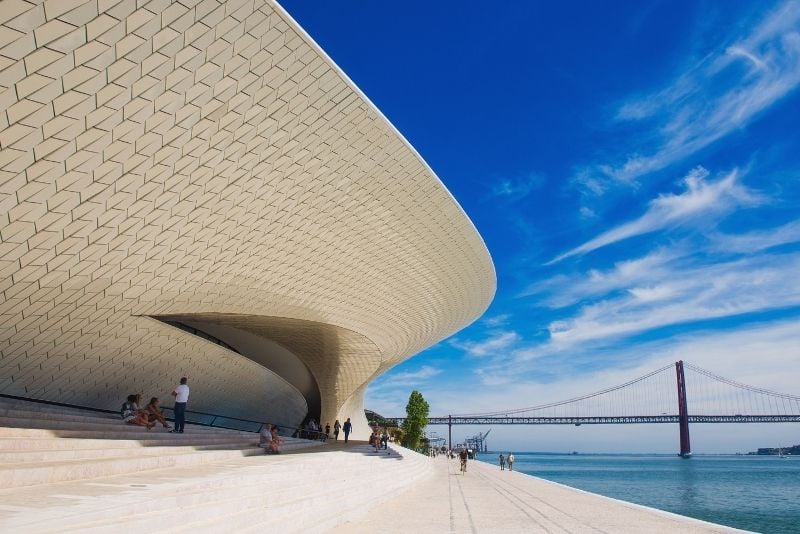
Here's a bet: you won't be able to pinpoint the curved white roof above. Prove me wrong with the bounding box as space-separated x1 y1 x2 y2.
0 0 495 435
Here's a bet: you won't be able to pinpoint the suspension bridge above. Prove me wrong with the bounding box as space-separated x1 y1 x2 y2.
383 361 800 457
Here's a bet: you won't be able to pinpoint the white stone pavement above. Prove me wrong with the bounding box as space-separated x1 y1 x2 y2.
340 455 746 533
0 397 747 534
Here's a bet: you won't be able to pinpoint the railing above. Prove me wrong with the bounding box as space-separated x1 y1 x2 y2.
0 393 328 440
385 414 800 425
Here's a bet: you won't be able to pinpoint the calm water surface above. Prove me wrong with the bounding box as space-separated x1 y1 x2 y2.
479 452 800 533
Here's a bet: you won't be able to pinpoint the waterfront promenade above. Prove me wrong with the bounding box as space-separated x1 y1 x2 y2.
0 399 743 534
343 455 742 533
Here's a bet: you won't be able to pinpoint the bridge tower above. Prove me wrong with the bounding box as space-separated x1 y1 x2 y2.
448 415 452 451
675 360 691 457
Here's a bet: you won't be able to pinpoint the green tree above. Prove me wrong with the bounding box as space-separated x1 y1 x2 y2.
401 390 429 450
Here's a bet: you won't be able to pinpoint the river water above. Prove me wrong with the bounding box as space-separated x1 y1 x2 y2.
479 452 800 533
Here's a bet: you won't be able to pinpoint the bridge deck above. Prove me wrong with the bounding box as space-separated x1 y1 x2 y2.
385 415 800 425
342 455 741 533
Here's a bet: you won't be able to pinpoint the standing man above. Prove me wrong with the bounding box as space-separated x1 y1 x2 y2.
170 377 189 434
507 452 514 472
499 453 505 471
343 417 352 443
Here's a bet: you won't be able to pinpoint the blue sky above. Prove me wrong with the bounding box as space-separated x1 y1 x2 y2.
280 1 800 452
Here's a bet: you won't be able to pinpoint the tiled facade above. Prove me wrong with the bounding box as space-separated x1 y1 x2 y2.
0 0 495 435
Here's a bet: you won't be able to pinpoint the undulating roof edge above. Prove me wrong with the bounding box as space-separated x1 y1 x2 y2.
270 0 498 324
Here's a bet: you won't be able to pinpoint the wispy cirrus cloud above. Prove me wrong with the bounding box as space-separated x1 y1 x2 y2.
576 1 800 193
708 218 800 253
547 251 800 347
490 172 544 201
449 330 520 357
551 167 763 263
482 314 511 327
525 247 683 306
376 365 442 388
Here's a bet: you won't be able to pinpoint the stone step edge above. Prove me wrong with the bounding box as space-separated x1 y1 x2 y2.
0 438 319 464
0 447 274 489
0 442 269 462
0 408 121 422
0 437 258 451
0 443 265 466
0 412 252 432
0 426 258 441
0 443 377 490
169 454 432 533
33 449 430 532
0 436 259 449
0 418 256 436
0 440 321 476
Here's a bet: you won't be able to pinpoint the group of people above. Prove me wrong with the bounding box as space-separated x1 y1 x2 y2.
120 377 190 434
259 423 284 454
120 394 170 431
299 418 354 443
368 425 390 452
498 452 515 471
331 418 353 443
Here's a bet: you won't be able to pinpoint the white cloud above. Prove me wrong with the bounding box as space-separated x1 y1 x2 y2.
591 2 800 187
490 172 544 201
547 252 800 347
709 218 800 253
482 314 511 327
449 330 520 358
551 168 762 263
525 247 684 306
378 365 442 387
627 284 678 302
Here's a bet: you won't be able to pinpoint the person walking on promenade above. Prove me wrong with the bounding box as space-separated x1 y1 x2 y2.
499 453 505 471
380 428 389 450
170 377 189 434
343 417 352 443
333 419 341 441
325 422 331 440
459 448 468 473
507 452 514 471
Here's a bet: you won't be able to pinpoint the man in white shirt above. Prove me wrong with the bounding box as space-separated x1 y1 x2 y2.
170 377 190 433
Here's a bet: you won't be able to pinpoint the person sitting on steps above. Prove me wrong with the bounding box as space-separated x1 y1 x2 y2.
145 397 171 429
121 394 154 429
268 425 283 454
259 423 273 451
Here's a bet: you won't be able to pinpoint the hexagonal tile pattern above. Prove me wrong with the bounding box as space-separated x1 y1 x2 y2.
0 0 495 428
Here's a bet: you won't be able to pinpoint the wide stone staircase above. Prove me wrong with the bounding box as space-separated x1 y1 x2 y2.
0 396 320 489
0 397 433 532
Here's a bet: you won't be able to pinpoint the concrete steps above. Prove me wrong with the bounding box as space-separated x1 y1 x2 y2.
0 398 433 532
0 397 320 488
0 444 433 533
0 441 262 462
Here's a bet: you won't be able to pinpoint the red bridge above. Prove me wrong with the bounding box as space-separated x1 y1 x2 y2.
384 361 800 457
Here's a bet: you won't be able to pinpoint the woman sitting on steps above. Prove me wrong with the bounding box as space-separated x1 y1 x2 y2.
145 397 171 430
268 425 283 454
121 394 154 429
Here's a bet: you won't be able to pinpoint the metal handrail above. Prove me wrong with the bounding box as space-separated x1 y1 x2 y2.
0 392 327 440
